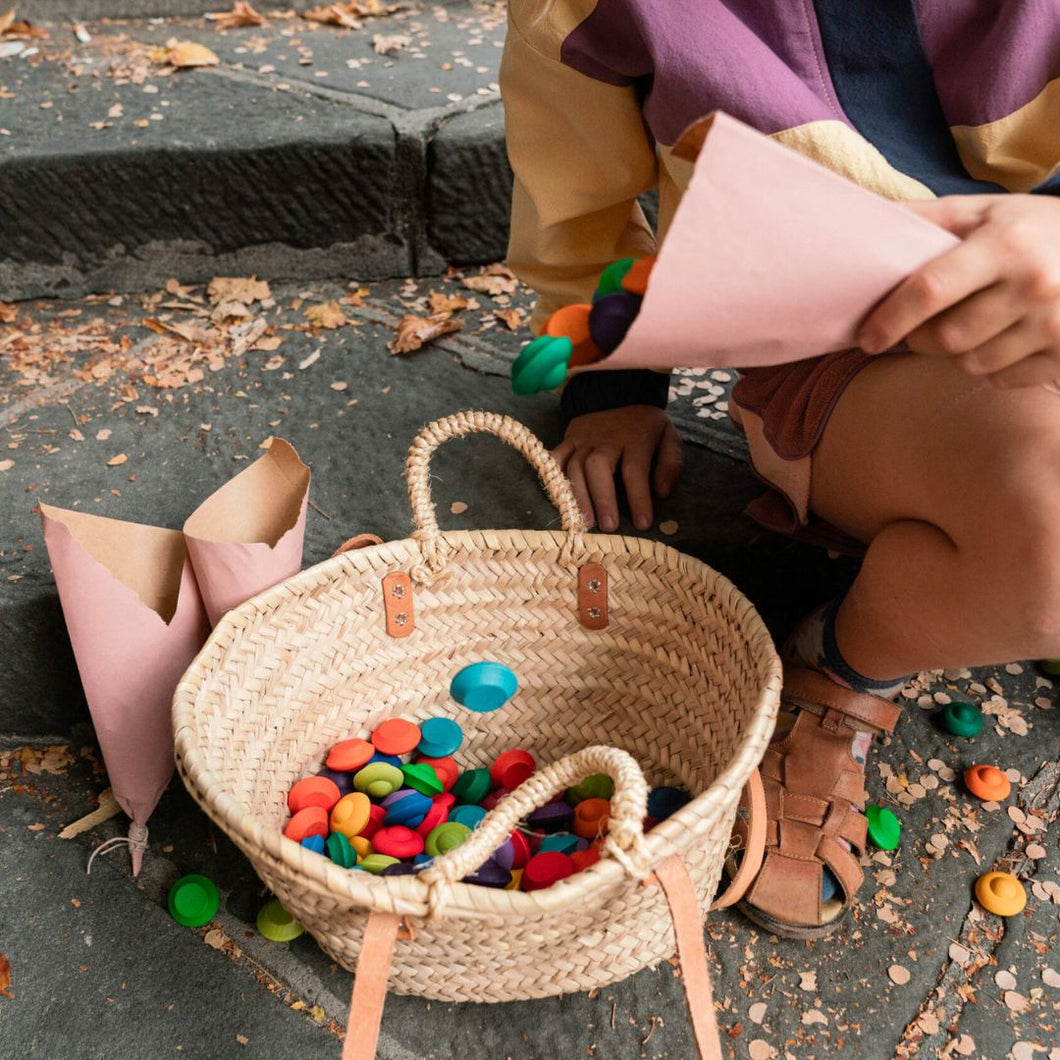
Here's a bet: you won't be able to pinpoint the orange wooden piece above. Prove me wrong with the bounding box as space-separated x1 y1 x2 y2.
287 776 341 815
964 764 1012 801
371 718 422 756
416 756 459 791
572 797 611 839
620 255 656 295
283 806 328 843
545 303 601 366
326 738 375 773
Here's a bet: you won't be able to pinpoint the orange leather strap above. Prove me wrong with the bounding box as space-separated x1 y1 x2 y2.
342 911 401 1060
651 856 723 1060
710 768 766 910
332 534 383 557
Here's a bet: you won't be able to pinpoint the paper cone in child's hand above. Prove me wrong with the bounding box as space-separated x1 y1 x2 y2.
38 505 211 875
578 110 961 374
183 438 310 628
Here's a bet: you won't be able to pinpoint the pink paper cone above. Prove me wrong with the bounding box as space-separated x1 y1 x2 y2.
182 438 311 628
39 505 211 874
576 110 961 375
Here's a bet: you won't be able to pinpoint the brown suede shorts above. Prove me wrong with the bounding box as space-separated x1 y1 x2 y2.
729 349 881 554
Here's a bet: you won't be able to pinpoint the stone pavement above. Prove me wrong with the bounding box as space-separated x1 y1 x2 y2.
1 1 514 299
2 272 1060 1059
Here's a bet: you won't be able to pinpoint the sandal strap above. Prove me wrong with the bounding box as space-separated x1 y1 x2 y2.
783 667 901 733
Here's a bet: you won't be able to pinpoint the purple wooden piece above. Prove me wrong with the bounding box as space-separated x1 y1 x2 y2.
316 767 355 796
463 859 512 888
527 800 573 834
588 291 642 356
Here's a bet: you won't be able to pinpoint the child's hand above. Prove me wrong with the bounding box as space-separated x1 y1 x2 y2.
858 194 1060 388
552 406 683 533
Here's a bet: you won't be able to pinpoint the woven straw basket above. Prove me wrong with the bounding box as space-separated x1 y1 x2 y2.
173 411 781 1058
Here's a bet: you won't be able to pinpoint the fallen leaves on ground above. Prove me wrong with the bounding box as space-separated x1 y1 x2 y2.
461 263 518 298
0 303 16 323
207 276 270 306
166 41 220 69
388 313 463 354
494 307 527 330
372 32 411 54
209 1 267 29
304 302 347 329
1 7 48 40
0 953 11 1000
301 1 400 28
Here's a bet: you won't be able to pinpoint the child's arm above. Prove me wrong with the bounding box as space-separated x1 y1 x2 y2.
858 194 1060 388
502 2 682 530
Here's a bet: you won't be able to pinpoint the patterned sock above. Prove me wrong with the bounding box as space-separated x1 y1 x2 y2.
780 599 908 902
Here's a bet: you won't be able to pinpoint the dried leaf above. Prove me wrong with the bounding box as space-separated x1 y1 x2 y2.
494 307 527 330
207 276 270 306
166 41 220 68
298 349 321 370
304 302 347 329
106 454 127 467
1042 967 1060 988
0 9 13 35
372 32 410 54
659 520 679 535
388 313 463 355
747 1002 767 1025
888 964 911 985
0 459 13 473
461 263 518 297
1005 991 1030 1014
798 970 817 992
210 1 267 29
302 2 362 28
450 501 468 515
427 291 468 316
801 1010 827 1025
235 1035 249 1047
0 952 12 999
329 381 347 391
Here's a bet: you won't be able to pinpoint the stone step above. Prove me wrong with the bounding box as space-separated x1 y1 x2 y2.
0 1 513 299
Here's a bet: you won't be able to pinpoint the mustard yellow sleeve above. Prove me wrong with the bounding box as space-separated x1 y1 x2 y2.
500 1 659 332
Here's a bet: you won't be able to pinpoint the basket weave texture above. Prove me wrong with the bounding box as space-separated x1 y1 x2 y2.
173 412 781 1004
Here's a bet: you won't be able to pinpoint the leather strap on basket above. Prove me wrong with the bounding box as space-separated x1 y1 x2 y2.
650 856 723 1060
332 534 383 558
342 911 402 1060
710 767 766 910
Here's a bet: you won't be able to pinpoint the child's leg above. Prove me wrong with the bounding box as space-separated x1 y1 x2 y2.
810 352 1060 677
740 352 1060 937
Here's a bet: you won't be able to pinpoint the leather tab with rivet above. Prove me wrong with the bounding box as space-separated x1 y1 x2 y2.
382 571 414 638
578 563 608 630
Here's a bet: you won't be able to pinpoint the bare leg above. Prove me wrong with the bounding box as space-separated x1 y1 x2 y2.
811 353 1060 678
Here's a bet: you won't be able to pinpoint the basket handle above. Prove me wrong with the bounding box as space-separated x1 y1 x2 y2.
404 411 589 581
417 745 651 894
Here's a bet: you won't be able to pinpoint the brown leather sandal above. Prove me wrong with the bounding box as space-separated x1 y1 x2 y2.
728 666 901 939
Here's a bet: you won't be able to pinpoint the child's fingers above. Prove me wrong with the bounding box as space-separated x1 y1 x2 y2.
858 240 1001 354
583 446 621 532
988 351 1060 390
951 319 1044 377
564 451 596 528
900 196 991 237
621 445 654 531
651 422 684 498
903 281 1021 359
550 440 574 472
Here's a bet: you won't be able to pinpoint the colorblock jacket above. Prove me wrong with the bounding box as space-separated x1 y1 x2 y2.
500 0 1060 416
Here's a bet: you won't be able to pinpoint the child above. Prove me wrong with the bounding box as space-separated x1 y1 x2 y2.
501 0 1060 936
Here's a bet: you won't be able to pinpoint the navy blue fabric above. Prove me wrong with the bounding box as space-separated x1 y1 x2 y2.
1032 172 1060 196
561 368 670 422
811 0 1004 196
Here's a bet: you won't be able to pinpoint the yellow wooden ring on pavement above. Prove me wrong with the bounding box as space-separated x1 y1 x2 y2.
975 871 1026 916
